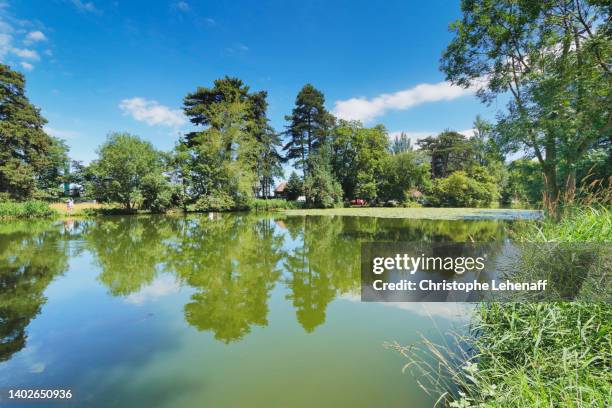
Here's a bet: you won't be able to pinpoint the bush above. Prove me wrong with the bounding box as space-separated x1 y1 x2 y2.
140 173 173 213
303 171 343 208
247 199 301 211
502 159 544 205
192 191 235 212
0 201 56 219
285 172 303 200
429 171 497 207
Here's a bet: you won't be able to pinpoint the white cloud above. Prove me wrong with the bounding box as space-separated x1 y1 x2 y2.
125 275 181 305
0 32 11 57
44 127 80 139
19 61 33 71
0 20 12 34
24 30 46 44
333 81 475 123
341 293 474 320
11 47 39 60
119 97 186 127
204 17 216 26
226 43 249 53
175 1 190 12
458 128 476 138
70 0 98 13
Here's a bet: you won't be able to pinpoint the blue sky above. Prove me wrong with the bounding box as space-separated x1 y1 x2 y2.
1 0 501 165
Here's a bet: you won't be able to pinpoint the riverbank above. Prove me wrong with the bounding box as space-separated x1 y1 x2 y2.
1 201 541 221
0 201 56 219
283 207 541 221
393 205 611 407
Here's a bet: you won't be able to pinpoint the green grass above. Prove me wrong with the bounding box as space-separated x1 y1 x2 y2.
0 200 57 219
390 205 612 407
283 207 540 220
519 205 611 243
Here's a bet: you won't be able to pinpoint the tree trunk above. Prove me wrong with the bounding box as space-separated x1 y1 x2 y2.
542 165 560 217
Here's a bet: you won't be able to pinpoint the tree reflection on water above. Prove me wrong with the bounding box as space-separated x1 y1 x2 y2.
0 214 508 351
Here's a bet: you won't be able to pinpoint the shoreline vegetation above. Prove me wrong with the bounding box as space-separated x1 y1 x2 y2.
388 203 611 407
282 207 541 221
0 200 542 221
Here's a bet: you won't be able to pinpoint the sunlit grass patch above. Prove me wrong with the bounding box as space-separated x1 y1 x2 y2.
0 201 56 219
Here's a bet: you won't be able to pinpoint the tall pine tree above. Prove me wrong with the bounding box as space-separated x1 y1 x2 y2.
0 64 68 200
283 84 333 177
182 77 277 204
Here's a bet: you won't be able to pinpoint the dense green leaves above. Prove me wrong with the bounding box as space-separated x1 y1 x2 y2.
180 77 272 208
330 121 389 201
442 0 611 207
285 171 303 200
88 132 165 209
303 146 343 208
429 170 498 207
417 131 475 179
0 64 68 200
283 84 334 176
379 151 431 202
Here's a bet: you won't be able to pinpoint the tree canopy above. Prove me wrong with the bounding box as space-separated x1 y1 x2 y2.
88 132 164 209
283 84 334 176
441 0 611 207
0 64 68 200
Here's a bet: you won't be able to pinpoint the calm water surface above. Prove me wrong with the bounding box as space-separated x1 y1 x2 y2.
0 214 521 407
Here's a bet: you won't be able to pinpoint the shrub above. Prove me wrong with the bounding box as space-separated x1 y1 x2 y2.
247 198 301 211
285 172 303 200
502 159 544 205
0 200 56 219
429 171 497 207
192 191 235 212
303 171 343 208
140 173 173 213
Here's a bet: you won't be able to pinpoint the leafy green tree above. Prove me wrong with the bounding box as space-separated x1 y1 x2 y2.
391 132 412 154
472 115 504 166
502 159 545 205
330 120 389 200
89 132 164 209
283 84 334 176
417 131 475 178
303 145 343 208
285 171 303 200
570 147 612 192
167 141 192 211
442 0 611 207
182 77 267 207
256 125 284 198
0 64 68 200
140 173 173 213
429 170 497 207
379 151 431 202
184 77 258 146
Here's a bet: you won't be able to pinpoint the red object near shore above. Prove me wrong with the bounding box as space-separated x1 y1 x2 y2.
350 198 366 206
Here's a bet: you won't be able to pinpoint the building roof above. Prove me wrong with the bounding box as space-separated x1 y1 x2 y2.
274 181 288 193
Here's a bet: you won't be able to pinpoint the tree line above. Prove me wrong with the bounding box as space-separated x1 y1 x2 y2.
0 0 609 212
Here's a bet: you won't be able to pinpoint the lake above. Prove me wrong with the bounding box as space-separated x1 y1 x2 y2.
0 212 535 407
